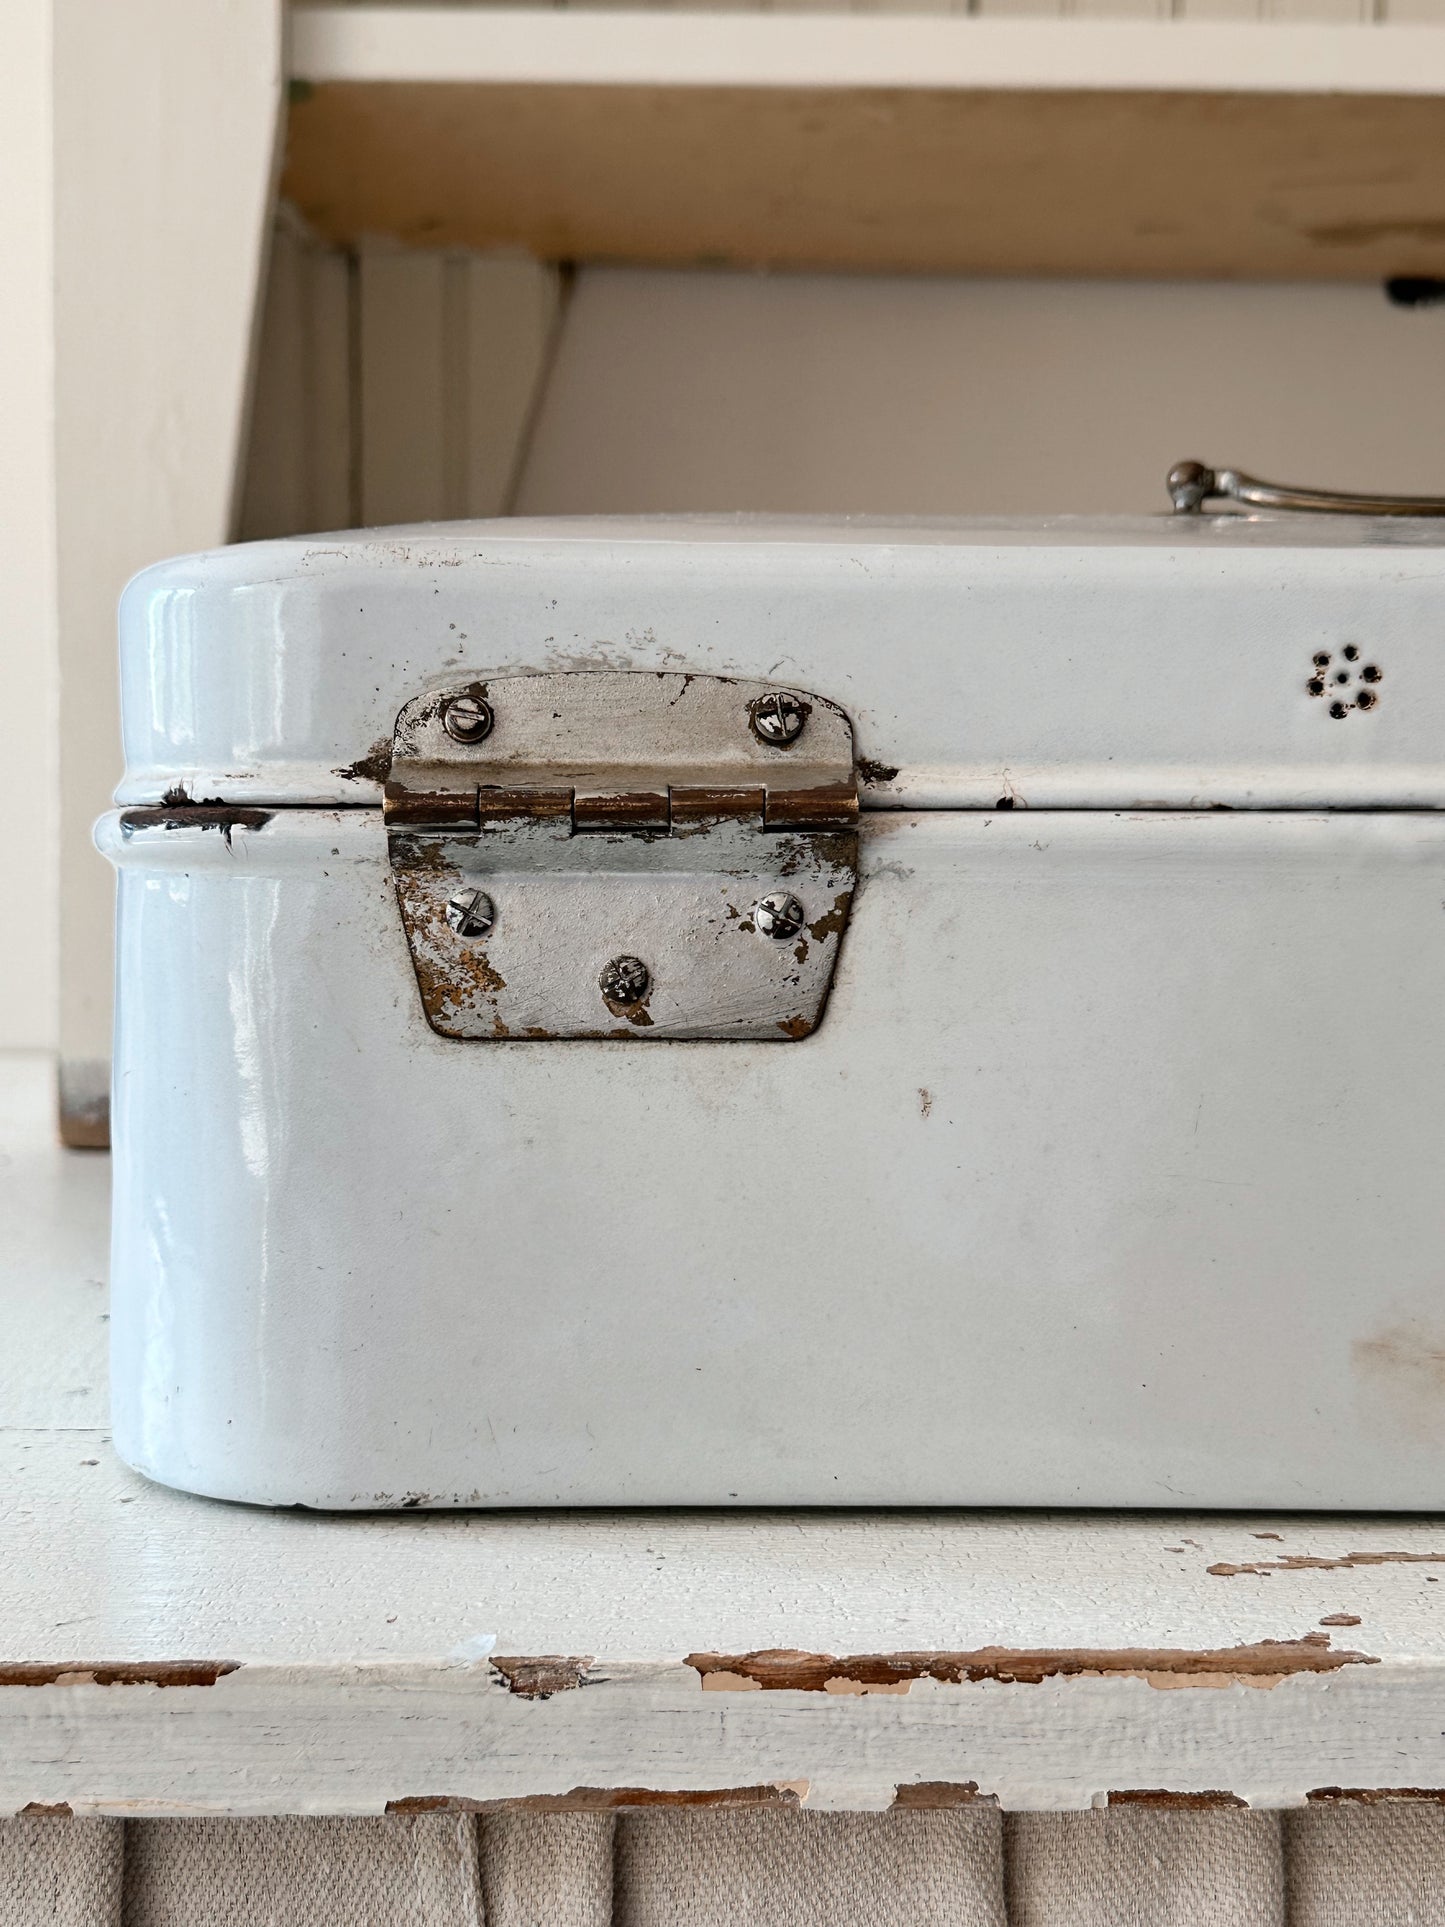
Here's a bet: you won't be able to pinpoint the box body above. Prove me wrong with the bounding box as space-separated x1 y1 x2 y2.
102 516 1445 1506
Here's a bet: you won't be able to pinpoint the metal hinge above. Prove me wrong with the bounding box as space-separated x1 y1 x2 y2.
385 672 859 1041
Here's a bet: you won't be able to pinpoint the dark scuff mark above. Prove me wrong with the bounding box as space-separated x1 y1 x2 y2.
1107 1790 1247 1809
686 1635 1375 1691
490 1656 594 1699
858 758 900 785
120 806 273 851
1309 219 1445 249
1208 1551 1445 1577
892 1782 997 1808
333 738 394 784
388 1785 800 1814
0 1661 240 1688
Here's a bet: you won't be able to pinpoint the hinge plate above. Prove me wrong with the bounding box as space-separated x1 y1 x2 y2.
386 672 859 1042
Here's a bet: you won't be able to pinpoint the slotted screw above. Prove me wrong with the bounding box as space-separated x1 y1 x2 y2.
753 893 805 941
749 691 807 747
446 888 495 938
443 693 494 744
600 956 650 1005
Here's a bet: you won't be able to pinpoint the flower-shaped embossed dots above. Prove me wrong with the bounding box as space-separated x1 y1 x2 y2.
1306 645 1383 718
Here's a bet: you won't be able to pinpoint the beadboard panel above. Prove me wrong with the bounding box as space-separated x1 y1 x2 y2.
321 0 1445 18
240 224 563 539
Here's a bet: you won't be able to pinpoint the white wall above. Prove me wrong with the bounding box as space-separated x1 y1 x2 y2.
517 270 1445 516
0 0 58 1050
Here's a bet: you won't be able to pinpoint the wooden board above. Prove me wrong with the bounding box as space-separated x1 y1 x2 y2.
6 1054 1445 1816
282 80 1445 279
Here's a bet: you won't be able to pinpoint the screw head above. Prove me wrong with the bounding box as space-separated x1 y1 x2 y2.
749 691 807 747
445 887 495 938
443 693 494 744
753 893 806 941
599 955 650 1005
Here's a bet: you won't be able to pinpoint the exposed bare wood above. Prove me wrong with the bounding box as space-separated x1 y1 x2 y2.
282 82 1445 280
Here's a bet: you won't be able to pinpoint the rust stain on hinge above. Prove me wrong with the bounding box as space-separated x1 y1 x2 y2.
387 1784 805 1814
1208 1551 1445 1577
686 1636 1376 1693
490 1656 593 1698
0 1661 240 1688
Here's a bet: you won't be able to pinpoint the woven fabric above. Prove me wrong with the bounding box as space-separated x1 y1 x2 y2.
121 1816 482 1927
10 1801 1445 1926
479 1814 614 1927
1286 1804 1445 1927
1007 1809 1285 1927
614 1806 1007 1927
0 1819 122 1927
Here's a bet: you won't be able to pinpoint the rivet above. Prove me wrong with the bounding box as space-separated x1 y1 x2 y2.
753 893 806 941
749 691 807 747
445 887 495 938
443 693 494 744
599 955 650 1005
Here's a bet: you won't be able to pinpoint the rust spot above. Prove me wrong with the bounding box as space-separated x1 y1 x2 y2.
491 1656 592 1699
686 1636 1375 1693
18 1803 74 1817
1254 1533 1284 1542
0 1661 240 1687
892 1782 996 1808
1107 1790 1247 1809
919 1087 934 1118
1308 1787 1445 1805
1208 1551 1445 1577
807 890 853 945
388 1784 802 1814
333 738 393 784
1320 1614 1363 1627
775 1015 814 1039
603 997 654 1028
858 758 900 785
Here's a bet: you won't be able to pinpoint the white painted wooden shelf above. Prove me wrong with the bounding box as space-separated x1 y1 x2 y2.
284 7 1445 277
5 1053 1445 1817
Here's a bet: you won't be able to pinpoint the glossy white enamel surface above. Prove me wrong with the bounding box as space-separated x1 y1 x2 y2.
118 515 1445 811
100 805 1445 1508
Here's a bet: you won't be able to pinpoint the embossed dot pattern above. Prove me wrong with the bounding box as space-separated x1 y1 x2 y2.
1306 649 1383 718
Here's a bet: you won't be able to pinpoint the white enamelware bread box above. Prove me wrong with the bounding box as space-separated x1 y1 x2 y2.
100 475 1445 1508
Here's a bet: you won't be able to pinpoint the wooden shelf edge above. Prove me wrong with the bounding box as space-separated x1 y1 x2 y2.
288 7 1445 97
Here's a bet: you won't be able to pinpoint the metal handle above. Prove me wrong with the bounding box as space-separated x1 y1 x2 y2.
1169 460 1445 518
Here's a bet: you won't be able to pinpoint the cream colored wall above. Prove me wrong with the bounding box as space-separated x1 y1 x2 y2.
0 0 57 1050
515 269 1445 516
